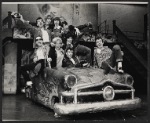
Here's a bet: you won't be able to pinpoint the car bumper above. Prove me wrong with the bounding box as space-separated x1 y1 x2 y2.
54 98 141 115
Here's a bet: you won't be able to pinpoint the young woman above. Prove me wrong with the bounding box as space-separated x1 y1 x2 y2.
48 37 64 69
51 17 62 38
62 47 81 68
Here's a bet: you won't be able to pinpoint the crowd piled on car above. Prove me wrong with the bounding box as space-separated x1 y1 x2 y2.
11 13 124 92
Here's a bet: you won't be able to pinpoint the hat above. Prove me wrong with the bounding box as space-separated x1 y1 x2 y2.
35 36 43 41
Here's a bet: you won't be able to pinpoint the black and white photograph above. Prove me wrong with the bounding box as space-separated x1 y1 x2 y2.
1 1 149 121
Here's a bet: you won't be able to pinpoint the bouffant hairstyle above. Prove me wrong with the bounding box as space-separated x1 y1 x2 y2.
52 37 63 47
62 21 68 26
53 17 61 26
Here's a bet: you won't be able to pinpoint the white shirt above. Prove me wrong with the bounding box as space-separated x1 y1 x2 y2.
36 47 45 60
96 48 102 54
56 49 64 68
41 28 49 43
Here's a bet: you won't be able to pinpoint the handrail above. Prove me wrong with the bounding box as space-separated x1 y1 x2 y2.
98 20 107 34
98 20 107 27
123 31 144 34
122 31 144 41
113 22 147 70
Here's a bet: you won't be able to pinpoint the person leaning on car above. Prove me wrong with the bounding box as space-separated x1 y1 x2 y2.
72 33 92 67
20 37 50 92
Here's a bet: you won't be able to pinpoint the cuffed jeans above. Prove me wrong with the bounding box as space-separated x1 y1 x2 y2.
20 59 45 83
101 45 123 74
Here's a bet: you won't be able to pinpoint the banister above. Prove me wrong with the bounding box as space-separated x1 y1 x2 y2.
113 24 147 69
98 20 107 27
98 20 107 33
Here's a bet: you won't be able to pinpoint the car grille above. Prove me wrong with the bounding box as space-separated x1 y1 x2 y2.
62 85 134 104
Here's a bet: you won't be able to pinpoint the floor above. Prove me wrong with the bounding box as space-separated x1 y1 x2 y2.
2 94 148 121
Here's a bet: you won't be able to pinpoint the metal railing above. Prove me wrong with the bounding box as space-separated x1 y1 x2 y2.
122 31 144 41
98 20 109 34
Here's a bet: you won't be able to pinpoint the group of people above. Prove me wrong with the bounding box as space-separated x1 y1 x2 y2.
18 14 92 92
13 13 124 92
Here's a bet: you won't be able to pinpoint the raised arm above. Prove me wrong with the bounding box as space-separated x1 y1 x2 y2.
15 14 37 34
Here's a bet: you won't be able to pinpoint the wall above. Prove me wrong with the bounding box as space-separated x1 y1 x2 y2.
1 3 148 33
18 4 74 25
77 4 98 30
98 3 148 34
18 4 98 30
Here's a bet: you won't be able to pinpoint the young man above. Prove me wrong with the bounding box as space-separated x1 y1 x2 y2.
17 15 52 50
20 37 47 92
94 36 124 74
34 17 51 57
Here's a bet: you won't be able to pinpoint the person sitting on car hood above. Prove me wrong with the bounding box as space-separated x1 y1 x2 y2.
62 47 81 68
94 36 124 74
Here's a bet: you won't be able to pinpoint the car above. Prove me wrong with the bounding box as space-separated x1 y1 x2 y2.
25 67 141 116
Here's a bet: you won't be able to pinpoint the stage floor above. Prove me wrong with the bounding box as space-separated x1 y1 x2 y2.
2 94 148 121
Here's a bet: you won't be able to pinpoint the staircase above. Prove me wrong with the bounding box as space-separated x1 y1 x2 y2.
113 20 147 82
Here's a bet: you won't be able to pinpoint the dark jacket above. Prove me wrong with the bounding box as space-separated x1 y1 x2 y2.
62 56 81 68
73 33 92 64
48 46 57 68
48 46 64 68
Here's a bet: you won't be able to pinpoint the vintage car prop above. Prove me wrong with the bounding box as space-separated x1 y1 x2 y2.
25 67 141 115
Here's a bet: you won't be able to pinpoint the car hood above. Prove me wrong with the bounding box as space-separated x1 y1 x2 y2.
66 67 128 87
66 67 105 85
44 67 133 91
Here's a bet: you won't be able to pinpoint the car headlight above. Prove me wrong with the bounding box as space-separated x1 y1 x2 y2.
103 86 115 101
125 75 134 86
64 75 77 88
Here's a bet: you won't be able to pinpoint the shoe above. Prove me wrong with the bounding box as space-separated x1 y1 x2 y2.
117 62 124 73
26 81 33 86
117 67 124 73
54 113 60 118
21 88 25 93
